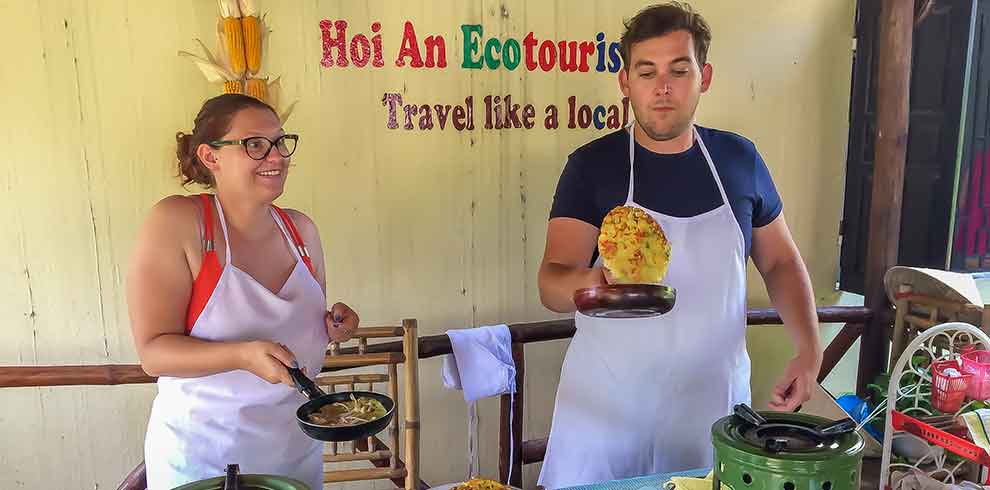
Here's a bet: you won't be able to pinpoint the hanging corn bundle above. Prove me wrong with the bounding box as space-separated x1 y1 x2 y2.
218 0 246 78
238 0 263 75
178 0 297 122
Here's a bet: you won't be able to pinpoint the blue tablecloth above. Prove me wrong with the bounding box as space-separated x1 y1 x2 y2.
560 469 712 490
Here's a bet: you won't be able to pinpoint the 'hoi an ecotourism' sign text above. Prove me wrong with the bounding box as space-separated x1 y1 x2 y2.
320 19 631 131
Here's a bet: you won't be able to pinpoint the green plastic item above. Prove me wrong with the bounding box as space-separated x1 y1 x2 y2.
170 474 310 490
712 411 865 490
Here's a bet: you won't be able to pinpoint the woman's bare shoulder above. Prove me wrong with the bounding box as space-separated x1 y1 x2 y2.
139 194 206 245
281 208 320 244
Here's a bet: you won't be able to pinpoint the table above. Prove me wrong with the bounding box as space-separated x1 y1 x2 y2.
560 469 712 490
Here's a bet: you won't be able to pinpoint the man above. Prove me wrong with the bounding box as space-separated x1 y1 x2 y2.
536 3 822 488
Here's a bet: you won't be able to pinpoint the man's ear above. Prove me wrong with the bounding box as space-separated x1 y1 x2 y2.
700 63 713 93
619 68 631 98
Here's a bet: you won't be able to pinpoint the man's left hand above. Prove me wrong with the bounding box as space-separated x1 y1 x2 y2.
768 353 821 411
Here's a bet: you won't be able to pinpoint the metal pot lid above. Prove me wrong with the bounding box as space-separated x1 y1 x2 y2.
741 422 834 453
170 474 310 490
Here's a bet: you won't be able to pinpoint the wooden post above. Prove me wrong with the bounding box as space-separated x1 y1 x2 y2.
818 323 865 383
402 319 420 490
389 363 400 471
499 343 524 487
857 0 914 396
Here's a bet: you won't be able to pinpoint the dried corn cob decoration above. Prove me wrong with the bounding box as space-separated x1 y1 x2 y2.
245 78 266 101
224 80 243 94
222 17 246 77
239 0 263 75
241 16 262 74
218 0 246 77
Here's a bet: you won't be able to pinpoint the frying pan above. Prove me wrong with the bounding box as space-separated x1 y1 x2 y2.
285 365 395 442
573 284 676 318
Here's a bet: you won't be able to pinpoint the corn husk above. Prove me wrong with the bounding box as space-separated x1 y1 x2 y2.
217 0 241 18
178 48 237 83
265 76 297 122
237 0 258 17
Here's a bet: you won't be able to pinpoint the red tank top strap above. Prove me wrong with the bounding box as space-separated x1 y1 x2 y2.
186 194 224 333
272 206 316 276
198 193 215 250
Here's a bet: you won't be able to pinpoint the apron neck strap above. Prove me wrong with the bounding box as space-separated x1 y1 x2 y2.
626 123 731 207
626 124 636 204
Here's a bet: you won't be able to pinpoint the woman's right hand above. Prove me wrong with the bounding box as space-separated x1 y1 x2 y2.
238 340 297 387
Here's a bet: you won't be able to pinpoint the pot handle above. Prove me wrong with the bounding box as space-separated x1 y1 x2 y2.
733 403 767 427
816 418 858 436
285 362 326 400
223 464 239 490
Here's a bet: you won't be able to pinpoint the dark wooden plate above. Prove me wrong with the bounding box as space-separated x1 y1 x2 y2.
573 284 676 318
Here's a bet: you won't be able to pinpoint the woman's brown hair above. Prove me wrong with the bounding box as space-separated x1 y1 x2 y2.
175 93 278 188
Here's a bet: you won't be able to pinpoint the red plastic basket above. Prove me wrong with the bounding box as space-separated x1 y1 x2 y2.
891 410 990 466
963 350 990 400
931 359 972 413
961 344 980 356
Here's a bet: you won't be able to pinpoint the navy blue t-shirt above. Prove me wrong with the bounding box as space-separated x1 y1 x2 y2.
549 126 783 264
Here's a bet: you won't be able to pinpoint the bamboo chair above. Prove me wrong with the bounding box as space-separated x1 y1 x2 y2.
318 319 421 490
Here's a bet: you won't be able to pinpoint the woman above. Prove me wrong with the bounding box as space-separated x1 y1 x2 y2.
127 93 359 490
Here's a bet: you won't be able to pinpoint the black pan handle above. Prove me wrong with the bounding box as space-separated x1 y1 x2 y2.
816 418 857 437
285 362 326 400
733 403 767 427
223 464 239 490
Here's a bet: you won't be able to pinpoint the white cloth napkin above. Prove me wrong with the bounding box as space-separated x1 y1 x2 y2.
441 324 517 484
442 324 516 401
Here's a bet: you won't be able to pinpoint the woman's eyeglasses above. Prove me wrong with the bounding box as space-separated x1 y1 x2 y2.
209 134 299 160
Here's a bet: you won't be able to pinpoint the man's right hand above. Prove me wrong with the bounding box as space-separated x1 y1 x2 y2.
239 340 297 387
601 266 618 285
538 217 609 312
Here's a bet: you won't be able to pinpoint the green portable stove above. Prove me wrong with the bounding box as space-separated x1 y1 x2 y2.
711 404 865 490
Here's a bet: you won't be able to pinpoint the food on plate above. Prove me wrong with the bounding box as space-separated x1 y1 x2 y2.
306 394 387 427
452 478 510 490
597 206 671 284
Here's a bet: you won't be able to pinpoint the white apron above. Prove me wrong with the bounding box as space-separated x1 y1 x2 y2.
145 196 329 490
538 125 751 489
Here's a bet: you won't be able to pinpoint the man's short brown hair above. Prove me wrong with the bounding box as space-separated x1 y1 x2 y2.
620 2 712 70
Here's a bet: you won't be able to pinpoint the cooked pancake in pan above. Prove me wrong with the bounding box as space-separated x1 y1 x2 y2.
597 206 671 284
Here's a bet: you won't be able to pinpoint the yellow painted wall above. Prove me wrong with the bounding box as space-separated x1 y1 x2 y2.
0 1 855 488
